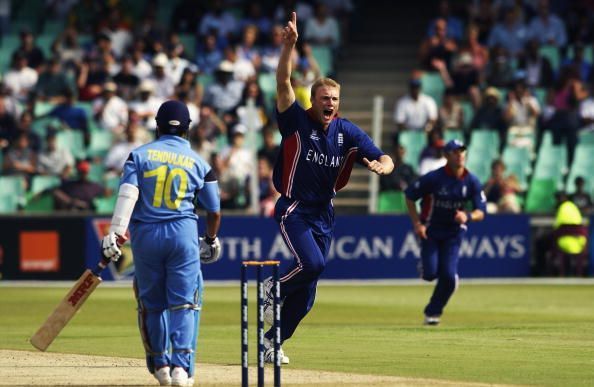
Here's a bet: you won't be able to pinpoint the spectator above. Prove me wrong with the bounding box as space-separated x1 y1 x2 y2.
236 24 262 71
53 160 108 211
235 79 268 132
465 23 489 75
468 0 497 43
550 191 588 276
104 123 144 174
196 102 227 142
418 131 446 175
223 44 256 83
257 125 280 166
258 155 279 217
16 111 41 153
113 56 141 101
166 38 193 85
203 60 244 114
291 42 323 107
485 45 515 88
419 18 458 71
379 144 417 192
527 0 567 47
3 52 38 102
487 7 528 57
470 87 507 146
48 88 89 142
177 68 203 108
3 131 36 184
560 43 593 83
393 78 438 138
198 0 238 41
216 124 253 209
438 88 464 132
304 3 341 51
100 7 133 59
129 80 162 132
427 0 464 41
483 159 507 213
261 25 291 73
433 51 481 107
37 129 75 179
498 173 522 213
76 57 109 101
51 26 85 71
35 59 72 103
517 39 555 88
196 32 224 75
239 3 272 40
504 75 540 150
177 89 200 129
13 29 45 70
0 97 18 148
188 124 216 163
570 176 593 216
130 41 153 80
148 53 176 100
92 81 129 137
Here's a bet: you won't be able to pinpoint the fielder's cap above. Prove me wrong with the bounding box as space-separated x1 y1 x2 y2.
152 53 168 67
444 139 466 153
409 78 422 88
217 60 234 73
156 100 191 133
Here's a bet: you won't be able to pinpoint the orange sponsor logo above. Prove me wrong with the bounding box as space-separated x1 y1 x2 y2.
20 231 60 272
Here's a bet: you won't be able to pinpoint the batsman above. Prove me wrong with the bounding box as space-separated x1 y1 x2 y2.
100 100 222 387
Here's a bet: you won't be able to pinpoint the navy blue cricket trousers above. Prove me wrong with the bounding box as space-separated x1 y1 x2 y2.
265 196 333 344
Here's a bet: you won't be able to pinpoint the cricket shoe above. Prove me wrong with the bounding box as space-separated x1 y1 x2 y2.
262 276 283 326
264 337 290 365
153 366 171 386
171 367 193 386
424 315 441 326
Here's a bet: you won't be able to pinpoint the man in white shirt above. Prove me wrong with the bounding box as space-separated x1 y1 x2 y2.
129 80 163 132
3 52 38 102
92 82 129 137
394 78 438 134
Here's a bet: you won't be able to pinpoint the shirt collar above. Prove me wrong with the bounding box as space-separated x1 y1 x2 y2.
444 164 468 179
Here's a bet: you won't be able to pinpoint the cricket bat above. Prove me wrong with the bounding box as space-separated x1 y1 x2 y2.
30 257 111 351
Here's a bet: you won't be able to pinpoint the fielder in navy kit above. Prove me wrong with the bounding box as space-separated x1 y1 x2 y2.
261 12 394 363
100 100 222 387
405 139 486 326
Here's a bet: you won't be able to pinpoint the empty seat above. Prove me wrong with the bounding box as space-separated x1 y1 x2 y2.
378 190 407 213
420 72 444 106
525 178 557 213
30 175 61 196
399 131 425 173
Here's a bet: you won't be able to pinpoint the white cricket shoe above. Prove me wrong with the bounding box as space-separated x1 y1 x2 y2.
171 367 192 386
424 315 441 326
263 276 283 326
264 337 290 365
153 366 171 386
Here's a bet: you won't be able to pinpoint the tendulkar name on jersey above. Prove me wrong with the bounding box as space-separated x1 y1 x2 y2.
146 149 196 169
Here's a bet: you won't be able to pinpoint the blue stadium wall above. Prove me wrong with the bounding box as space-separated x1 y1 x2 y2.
0 214 544 280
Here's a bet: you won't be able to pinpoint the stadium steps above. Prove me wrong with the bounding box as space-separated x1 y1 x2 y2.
332 1 431 215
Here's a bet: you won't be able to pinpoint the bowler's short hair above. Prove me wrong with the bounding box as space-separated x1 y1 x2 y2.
310 78 341 99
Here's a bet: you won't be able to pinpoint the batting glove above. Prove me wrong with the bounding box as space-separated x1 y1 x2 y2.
101 232 127 262
199 235 221 264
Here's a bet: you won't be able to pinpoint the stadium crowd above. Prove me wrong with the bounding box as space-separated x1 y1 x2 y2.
387 0 594 221
0 0 352 214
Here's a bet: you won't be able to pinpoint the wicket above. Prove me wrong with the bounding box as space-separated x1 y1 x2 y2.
241 260 281 387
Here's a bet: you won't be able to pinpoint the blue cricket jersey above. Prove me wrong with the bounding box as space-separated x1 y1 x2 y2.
405 166 486 231
121 135 218 223
273 101 384 204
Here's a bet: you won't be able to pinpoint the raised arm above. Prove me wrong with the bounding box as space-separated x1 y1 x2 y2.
276 12 298 113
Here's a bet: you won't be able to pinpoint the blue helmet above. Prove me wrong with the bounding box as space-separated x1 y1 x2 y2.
155 100 191 134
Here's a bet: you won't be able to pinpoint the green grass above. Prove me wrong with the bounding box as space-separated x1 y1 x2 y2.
2 283 594 386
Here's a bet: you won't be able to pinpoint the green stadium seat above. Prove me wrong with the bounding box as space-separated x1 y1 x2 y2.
399 130 425 173
539 45 560 70
533 145 566 189
465 155 492 184
565 144 594 193
310 45 333 77
420 72 444 106
56 130 86 159
93 195 117 214
567 44 593 63
197 73 215 89
87 130 113 158
105 175 121 193
23 192 54 213
525 178 557 213
36 34 55 57
0 176 26 197
88 162 106 184
459 100 473 131
533 87 547 107
502 146 532 190
179 33 196 61
377 190 407 213
30 175 60 196
42 20 64 36
578 130 594 145
34 101 57 117
258 72 277 112
444 129 464 142
469 129 499 158
0 193 19 213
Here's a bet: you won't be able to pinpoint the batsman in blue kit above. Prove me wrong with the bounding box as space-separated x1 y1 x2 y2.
405 139 486 326
100 100 222 387
261 12 395 364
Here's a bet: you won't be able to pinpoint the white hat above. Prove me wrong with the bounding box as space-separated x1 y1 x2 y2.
139 80 154 92
217 60 234 73
152 53 168 67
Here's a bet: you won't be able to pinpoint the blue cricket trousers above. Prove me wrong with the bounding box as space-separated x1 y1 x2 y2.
130 217 203 376
266 197 333 344
421 228 464 317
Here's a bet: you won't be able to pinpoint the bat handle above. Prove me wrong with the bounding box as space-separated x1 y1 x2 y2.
91 257 111 276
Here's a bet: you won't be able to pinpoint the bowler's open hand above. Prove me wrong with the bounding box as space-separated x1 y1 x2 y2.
282 12 298 46
363 157 388 175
